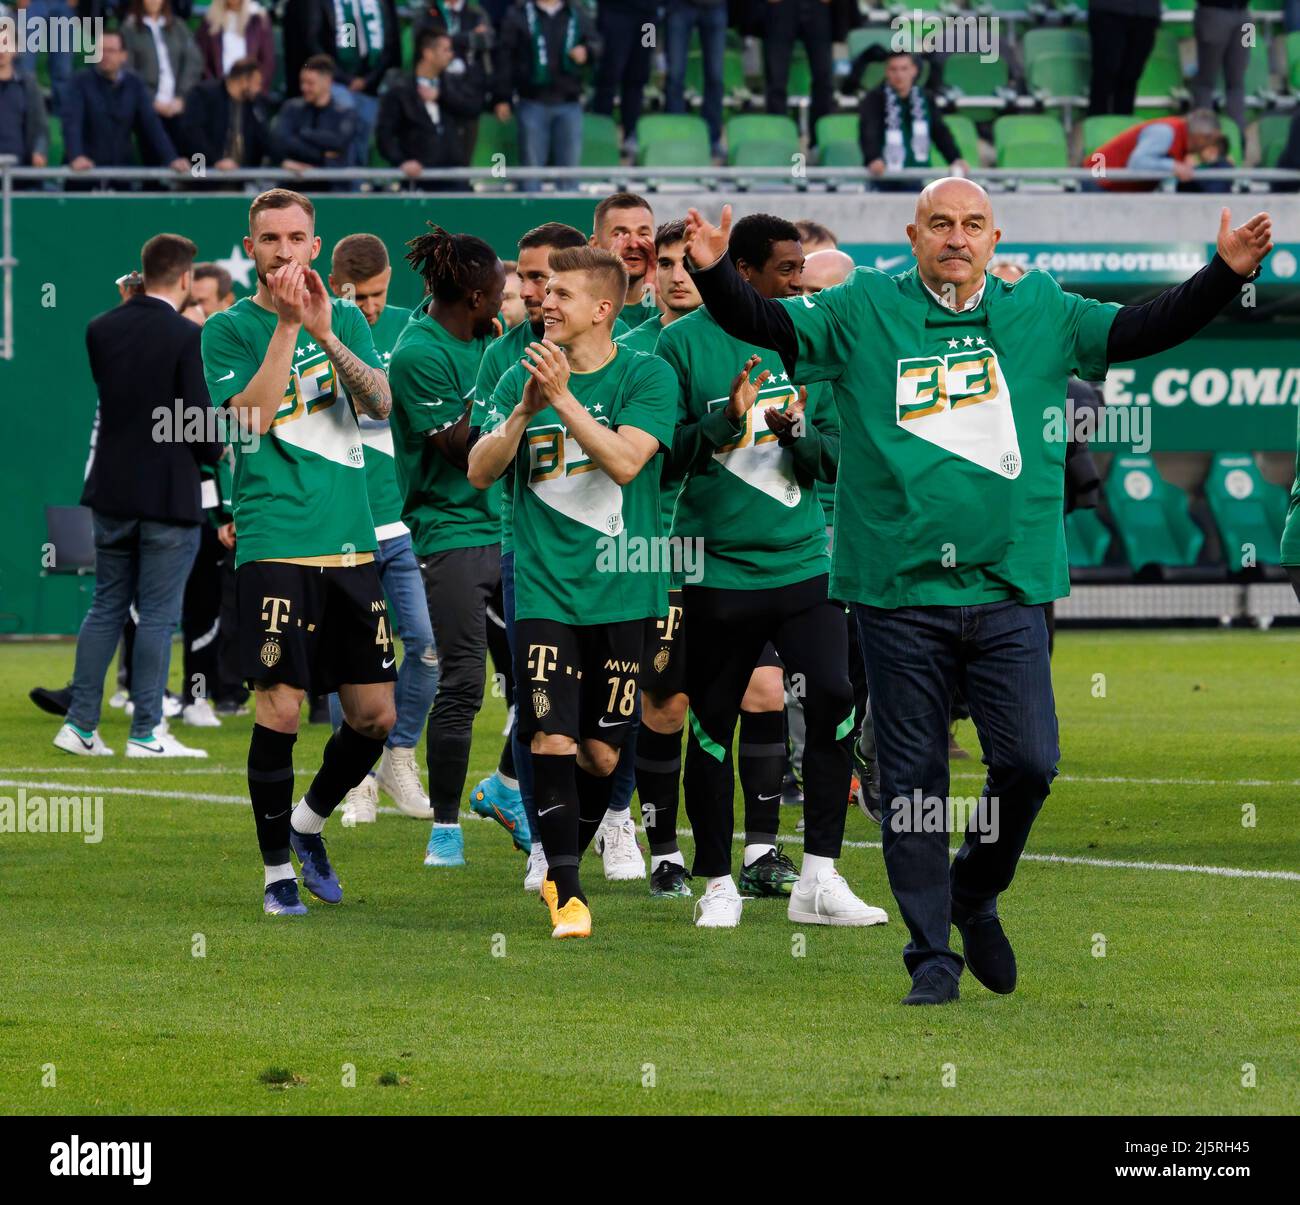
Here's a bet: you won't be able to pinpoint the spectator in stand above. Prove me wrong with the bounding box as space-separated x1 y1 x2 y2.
413 0 493 65
0 45 49 169
376 28 484 187
62 29 190 178
274 55 359 178
592 0 655 156
1191 0 1250 139
180 57 268 172
1087 0 1161 117
860 51 967 191
664 0 726 158
189 262 236 317
794 219 837 253
282 0 335 97
15 0 76 109
493 0 599 192
332 0 403 171
763 0 834 137
122 0 204 153
195 0 275 95
1085 109 1227 192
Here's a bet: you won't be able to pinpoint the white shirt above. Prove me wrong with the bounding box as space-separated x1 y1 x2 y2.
143 16 176 104
920 273 987 313
221 28 248 74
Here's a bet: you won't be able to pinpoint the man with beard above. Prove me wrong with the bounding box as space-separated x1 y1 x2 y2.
591 191 658 336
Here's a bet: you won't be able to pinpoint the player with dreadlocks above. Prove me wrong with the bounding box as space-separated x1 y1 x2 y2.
388 225 530 869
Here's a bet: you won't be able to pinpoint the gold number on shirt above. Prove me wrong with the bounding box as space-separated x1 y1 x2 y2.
606 676 637 717
375 616 392 652
896 350 1001 422
271 360 338 428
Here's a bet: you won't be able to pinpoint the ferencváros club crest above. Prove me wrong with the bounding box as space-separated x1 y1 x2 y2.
894 347 1021 478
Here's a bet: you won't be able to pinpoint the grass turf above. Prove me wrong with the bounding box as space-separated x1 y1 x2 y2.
0 631 1296 1115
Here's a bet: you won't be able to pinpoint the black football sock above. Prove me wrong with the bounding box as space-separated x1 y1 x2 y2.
302 722 386 820
533 752 583 905
248 724 296 868
427 730 472 824
497 733 516 783
576 762 617 854
739 709 785 850
636 724 683 857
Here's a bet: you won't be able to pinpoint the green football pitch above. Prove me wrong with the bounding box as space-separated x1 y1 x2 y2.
0 631 1296 1115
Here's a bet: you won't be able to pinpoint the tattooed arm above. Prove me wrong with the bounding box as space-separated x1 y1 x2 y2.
320 329 392 419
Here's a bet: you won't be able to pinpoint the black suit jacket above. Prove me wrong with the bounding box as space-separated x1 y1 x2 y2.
81 295 221 525
376 68 486 167
179 79 269 167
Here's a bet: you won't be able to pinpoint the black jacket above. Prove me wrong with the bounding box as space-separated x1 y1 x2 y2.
82 295 220 525
179 79 270 166
413 2 492 62
376 67 486 167
272 96 359 165
282 0 402 97
859 85 962 167
493 1 600 106
61 67 178 165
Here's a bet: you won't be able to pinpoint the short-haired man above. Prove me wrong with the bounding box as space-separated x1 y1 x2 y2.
1085 108 1226 191
180 57 268 173
468 221 589 891
273 55 359 174
201 189 397 917
324 233 442 825
55 233 220 760
468 246 677 939
657 213 886 929
860 52 967 190
793 219 838 255
592 191 658 334
685 184 1272 1001
189 263 236 316
500 261 526 329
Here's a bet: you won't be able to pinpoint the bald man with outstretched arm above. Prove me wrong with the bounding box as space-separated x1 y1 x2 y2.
683 180 1272 1005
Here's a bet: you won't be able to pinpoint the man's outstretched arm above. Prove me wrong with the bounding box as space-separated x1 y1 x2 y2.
683 206 800 378
1107 209 1272 364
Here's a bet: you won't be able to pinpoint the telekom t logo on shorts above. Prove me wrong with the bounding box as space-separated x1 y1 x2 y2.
527 643 559 682
261 596 291 633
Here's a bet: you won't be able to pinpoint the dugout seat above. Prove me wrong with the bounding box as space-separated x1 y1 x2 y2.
1104 455 1205 575
1204 453 1290 574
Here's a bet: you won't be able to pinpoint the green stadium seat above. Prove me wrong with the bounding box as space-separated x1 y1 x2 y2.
815 113 859 146
636 113 711 165
1288 31 1300 90
581 113 622 167
731 140 800 169
1204 453 1289 570
993 114 1069 168
1258 113 1293 168
47 113 63 166
787 47 812 99
1022 28 1091 65
1135 55 1186 115
1104 455 1205 572
471 117 518 169
846 27 896 63
727 114 799 151
1065 508 1113 570
819 140 864 168
1080 114 1137 164
1026 52 1091 102
1218 114 1243 169
941 55 1012 124
940 114 982 167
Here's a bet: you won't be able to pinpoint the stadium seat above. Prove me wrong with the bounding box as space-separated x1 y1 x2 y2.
47 114 63 166
1204 453 1289 570
1079 114 1136 164
1022 28 1091 65
727 115 800 168
1104 455 1205 572
993 114 1069 169
820 140 864 168
815 113 858 147
636 114 711 166
1026 52 1091 104
1065 508 1113 570
939 114 982 168
581 113 622 167
1218 114 1243 170
471 117 518 169
941 55 1012 124
1135 56 1186 116
1258 113 1293 168
1287 31 1300 90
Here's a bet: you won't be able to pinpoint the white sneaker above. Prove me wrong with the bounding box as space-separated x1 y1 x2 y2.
108 690 128 710
53 722 114 757
594 815 646 881
694 879 743 928
787 868 889 927
375 745 434 819
523 844 548 892
502 702 516 738
125 725 209 758
340 775 379 827
182 699 222 728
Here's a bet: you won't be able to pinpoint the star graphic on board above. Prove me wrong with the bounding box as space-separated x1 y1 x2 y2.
963 336 974 347
214 243 256 290
947 338 958 349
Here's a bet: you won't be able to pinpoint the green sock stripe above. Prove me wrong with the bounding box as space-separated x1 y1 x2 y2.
835 706 857 743
688 708 726 763
69 723 93 740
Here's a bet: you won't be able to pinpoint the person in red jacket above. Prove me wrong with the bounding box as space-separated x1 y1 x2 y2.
1083 108 1223 191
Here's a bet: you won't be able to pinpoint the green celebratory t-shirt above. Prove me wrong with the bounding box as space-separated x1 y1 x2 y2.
472 319 539 555
657 307 837 591
616 312 664 356
202 296 382 567
359 303 411 538
616 314 684 537
1281 414 1300 564
483 344 677 625
784 267 1118 608
388 304 500 556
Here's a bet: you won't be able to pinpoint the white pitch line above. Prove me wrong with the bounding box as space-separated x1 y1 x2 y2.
1 777 1296 884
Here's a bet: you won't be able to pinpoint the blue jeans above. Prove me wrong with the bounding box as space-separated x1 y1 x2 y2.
69 515 200 739
19 1 75 110
854 600 1059 981
515 99 583 192
665 0 727 147
329 532 439 748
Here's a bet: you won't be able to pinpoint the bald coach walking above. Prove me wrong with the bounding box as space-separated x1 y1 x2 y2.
684 180 1272 1004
